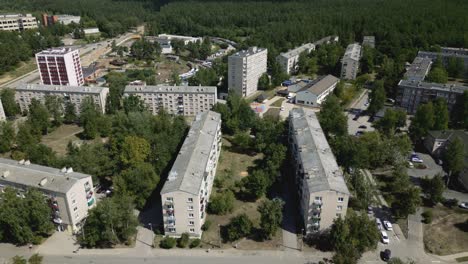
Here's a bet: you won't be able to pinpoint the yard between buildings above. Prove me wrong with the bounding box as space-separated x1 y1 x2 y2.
201 137 283 250
41 124 83 156
271 98 285 108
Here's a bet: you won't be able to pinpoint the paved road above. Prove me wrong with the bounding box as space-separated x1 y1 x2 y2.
347 90 375 136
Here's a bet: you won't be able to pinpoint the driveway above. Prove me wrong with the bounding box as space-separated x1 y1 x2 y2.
346 90 375 136
407 152 444 181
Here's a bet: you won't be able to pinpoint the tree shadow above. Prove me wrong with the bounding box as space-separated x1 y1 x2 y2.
303 232 333 251
454 221 468 232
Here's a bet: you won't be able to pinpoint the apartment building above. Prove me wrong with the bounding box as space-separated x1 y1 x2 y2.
396 80 468 114
289 108 350 234
0 98 6 122
15 84 109 114
0 158 96 232
295 75 339 106
36 48 84 86
123 85 217 116
404 57 432 82
42 14 81 26
277 43 315 75
0 14 38 31
362 36 375 48
160 111 222 237
340 43 362 80
157 34 202 45
228 47 268 97
418 47 468 70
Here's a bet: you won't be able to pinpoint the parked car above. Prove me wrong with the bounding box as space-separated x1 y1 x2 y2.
459 202 468 210
376 218 383 230
358 125 367 129
381 231 390 244
353 115 360 121
355 131 364 136
367 206 373 214
407 161 414 168
280 106 285 111
382 249 392 261
383 221 393 231
411 156 423 163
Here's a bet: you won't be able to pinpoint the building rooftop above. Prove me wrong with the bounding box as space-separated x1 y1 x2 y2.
161 111 221 195
362 36 375 47
312 35 339 46
230 47 267 58
17 83 108 94
343 43 362 61
36 47 77 56
419 48 468 59
0 158 91 193
404 57 432 82
298 75 339 95
124 85 217 94
398 80 468 94
0 14 33 19
157 34 201 41
279 43 315 59
289 108 350 195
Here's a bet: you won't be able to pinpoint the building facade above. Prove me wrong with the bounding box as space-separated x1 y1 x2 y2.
0 14 38 31
228 47 268 97
160 111 222 237
340 43 362 80
36 48 84 86
362 36 375 48
295 75 339 106
396 80 468 114
404 57 432 82
42 14 81 26
15 84 109 114
289 108 350 234
0 98 6 121
0 158 96 232
276 43 315 75
418 47 468 71
124 85 217 116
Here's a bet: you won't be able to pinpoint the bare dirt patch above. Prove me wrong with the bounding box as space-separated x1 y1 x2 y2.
41 125 83 155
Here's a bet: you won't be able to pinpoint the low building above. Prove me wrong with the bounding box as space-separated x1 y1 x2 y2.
160 111 222 237
362 36 375 48
396 80 468 114
0 98 6 121
83 28 100 36
424 130 468 190
15 84 109 114
404 57 432 82
0 14 38 31
289 108 350 234
228 47 268 97
276 43 315 75
123 85 217 116
295 75 339 107
341 43 362 80
0 158 96 232
157 34 202 45
42 14 80 26
312 35 340 46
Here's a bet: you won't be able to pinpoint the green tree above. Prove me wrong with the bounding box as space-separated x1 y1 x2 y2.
225 213 253 242
421 174 445 205
318 95 348 137
427 67 448 84
241 169 268 199
44 95 64 126
388 258 416 264
119 136 150 167
392 186 421 218
258 198 284 239
28 254 43 264
232 131 252 150
208 190 235 215
130 39 161 61
188 68 218 86
257 73 270 90
1 89 20 117
123 95 147 114
11 256 27 264
0 122 15 153
16 123 40 151
170 70 182 85
177 233 190 248
409 102 434 141
80 97 101 139
368 80 386 115
432 98 449 130
63 101 77 124
159 236 176 249
27 99 50 135
443 137 465 187
106 72 127 114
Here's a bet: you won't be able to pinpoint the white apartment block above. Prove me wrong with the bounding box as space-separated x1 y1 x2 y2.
341 43 362 80
15 84 109 114
57 15 81 25
0 14 38 31
0 98 6 121
0 158 96 232
228 47 268 97
289 108 350 234
161 111 222 237
124 85 217 116
295 75 339 106
157 34 202 45
277 43 315 75
36 48 84 86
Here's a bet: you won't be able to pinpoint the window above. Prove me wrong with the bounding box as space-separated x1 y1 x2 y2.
338 197 344 202
166 197 173 201
73 207 78 212
314 196 322 201
168 228 176 233
189 221 195 225
188 198 193 203
190 228 195 233
72 199 76 204
189 213 194 218
336 213 342 217
337 205 343 211
188 205 194 210
75 213 79 219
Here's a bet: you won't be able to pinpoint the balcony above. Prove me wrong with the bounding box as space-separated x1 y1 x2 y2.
313 200 322 205
86 191 94 200
85 185 92 192
87 197 95 207
166 220 176 227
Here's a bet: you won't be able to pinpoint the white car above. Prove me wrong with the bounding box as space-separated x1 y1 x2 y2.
381 231 390 244
280 106 285 111
376 218 383 230
411 157 423 163
459 202 468 210
383 220 393 231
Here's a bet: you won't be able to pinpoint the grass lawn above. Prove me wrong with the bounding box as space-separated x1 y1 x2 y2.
424 205 468 255
271 98 285 107
264 108 280 118
201 137 282 250
41 125 83 156
456 256 468 263
0 58 37 86
396 218 408 239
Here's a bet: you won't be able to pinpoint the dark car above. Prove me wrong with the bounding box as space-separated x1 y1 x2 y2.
382 249 391 261
358 125 367 129
353 115 360 121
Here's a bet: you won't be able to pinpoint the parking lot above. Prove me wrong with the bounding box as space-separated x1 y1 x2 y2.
346 90 375 136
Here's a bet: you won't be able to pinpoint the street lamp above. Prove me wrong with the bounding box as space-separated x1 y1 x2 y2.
148 223 154 248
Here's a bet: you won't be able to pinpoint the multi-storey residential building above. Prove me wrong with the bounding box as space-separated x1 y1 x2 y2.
228 47 268 97
404 57 432 82
295 75 339 107
15 84 109 114
362 36 375 48
0 98 6 121
340 43 362 80
289 108 350 234
36 48 84 86
160 111 222 237
396 80 468 114
0 14 38 31
0 158 96 232
42 14 81 26
418 47 468 70
123 85 217 116
277 43 315 75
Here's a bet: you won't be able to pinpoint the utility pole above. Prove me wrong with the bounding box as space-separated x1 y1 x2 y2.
218 224 222 248
149 223 154 248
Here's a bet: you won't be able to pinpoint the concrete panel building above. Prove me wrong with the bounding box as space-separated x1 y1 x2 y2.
36 48 84 86
289 108 350 234
362 36 375 48
228 47 268 97
15 84 109 114
404 57 432 82
42 14 80 26
396 80 468 114
340 43 362 80
0 158 96 232
418 47 468 70
295 75 339 107
124 85 217 116
160 111 222 237
157 34 202 45
0 14 38 31
277 43 315 75
0 98 6 121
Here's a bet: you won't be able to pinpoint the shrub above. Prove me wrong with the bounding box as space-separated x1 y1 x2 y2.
189 238 201 248
207 190 235 215
444 198 459 208
202 220 212 231
422 210 433 224
159 236 176 249
225 213 253 241
177 233 190 248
